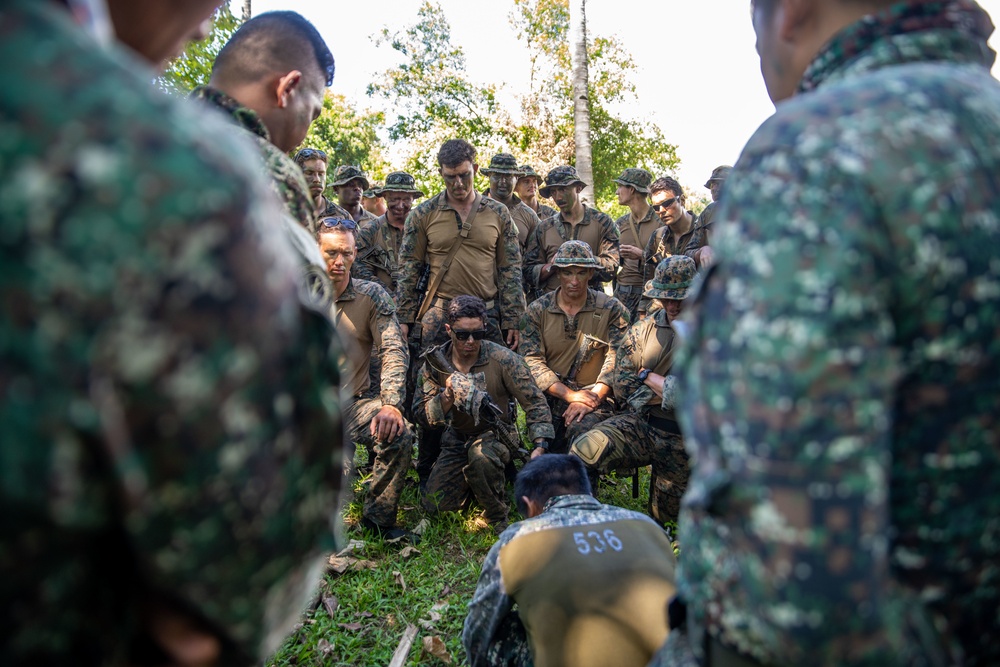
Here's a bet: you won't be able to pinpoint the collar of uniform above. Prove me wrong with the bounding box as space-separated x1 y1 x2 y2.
636 206 658 225
662 212 699 241
190 86 271 142
546 288 600 314
435 190 483 212
557 205 597 227
651 308 671 329
335 278 357 303
798 0 995 94
541 494 603 513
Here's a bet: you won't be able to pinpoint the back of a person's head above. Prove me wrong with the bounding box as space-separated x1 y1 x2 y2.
211 11 335 88
515 455 592 516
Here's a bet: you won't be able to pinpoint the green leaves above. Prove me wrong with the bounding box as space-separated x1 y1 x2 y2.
156 6 240 95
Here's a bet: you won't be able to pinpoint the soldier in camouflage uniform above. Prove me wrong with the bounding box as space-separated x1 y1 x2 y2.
642 176 709 273
319 220 414 540
672 1 1000 666
415 296 553 532
482 153 541 255
463 454 677 667
294 147 330 220
362 182 388 217
520 242 631 452
323 164 378 226
1 1 345 664
515 164 559 222
613 168 663 321
696 164 730 250
570 256 695 525
526 166 620 294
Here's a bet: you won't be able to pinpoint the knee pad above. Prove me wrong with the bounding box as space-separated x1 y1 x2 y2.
570 430 610 466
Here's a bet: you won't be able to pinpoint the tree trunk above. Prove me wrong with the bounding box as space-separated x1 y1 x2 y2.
569 0 593 206
241 0 252 22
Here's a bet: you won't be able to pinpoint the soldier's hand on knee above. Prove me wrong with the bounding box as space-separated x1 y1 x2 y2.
371 405 405 442
563 402 594 425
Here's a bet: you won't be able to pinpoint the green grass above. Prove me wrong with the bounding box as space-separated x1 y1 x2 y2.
267 445 661 666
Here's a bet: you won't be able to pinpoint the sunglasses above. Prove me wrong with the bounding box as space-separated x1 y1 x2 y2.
320 217 358 230
296 148 328 162
651 197 680 211
452 328 487 341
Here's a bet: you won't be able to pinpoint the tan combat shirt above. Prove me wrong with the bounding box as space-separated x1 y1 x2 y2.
616 206 663 287
527 206 620 293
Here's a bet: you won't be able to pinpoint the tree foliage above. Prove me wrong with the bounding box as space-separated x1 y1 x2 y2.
157 6 240 95
299 93 390 182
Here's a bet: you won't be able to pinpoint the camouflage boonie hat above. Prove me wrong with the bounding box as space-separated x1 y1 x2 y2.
480 153 525 176
330 165 370 190
539 165 587 199
518 165 542 182
552 240 601 270
644 255 696 300
704 165 732 188
378 171 425 198
363 182 383 199
614 168 653 194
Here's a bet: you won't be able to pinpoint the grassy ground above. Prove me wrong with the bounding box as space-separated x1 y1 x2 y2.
266 459 657 667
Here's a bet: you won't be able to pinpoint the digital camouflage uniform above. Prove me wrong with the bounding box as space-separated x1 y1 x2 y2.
528 166 620 293
675 2 1000 665
333 278 412 528
571 257 697 525
519 242 631 452
414 341 553 525
463 495 677 667
325 164 378 226
0 2 344 663
613 168 663 320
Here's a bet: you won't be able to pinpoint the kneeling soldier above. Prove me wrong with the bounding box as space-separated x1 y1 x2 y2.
570 256 696 525
415 296 553 533
319 217 415 540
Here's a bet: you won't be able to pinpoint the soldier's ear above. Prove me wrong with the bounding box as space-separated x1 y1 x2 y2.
275 70 303 108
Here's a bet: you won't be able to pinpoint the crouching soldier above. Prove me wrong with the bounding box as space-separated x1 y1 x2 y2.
570 256 696 525
415 296 553 533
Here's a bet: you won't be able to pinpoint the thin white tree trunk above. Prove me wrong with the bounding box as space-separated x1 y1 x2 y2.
241 0 252 22
570 0 593 206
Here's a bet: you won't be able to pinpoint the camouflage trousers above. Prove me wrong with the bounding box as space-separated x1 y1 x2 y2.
421 428 511 525
347 397 414 527
546 395 613 454
480 611 533 667
613 284 651 324
569 412 689 525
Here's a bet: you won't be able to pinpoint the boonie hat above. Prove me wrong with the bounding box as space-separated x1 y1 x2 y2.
552 240 601 270
518 165 542 182
539 165 587 199
331 165 370 190
480 153 524 176
704 165 732 188
378 171 425 198
644 255 696 300
614 168 653 194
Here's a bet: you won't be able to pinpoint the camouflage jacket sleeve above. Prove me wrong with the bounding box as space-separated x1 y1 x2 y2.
350 222 381 284
462 535 516 667
413 359 449 429
594 210 621 284
395 206 428 325
596 297 631 388
517 300 560 391
495 205 527 330
643 226 666 268
681 219 708 260
523 221 547 289
499 348 555 441
363 282 408 408
612 318 645 403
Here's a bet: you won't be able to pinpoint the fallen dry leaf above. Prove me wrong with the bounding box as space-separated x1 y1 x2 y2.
358 611 374 618
399 546 421 559
418 619 436 631
336 539 366 558
338 622 363 632
393 571 407 592
352 559 379 570
412 518 430 535
322 596 339 619
422 635 452 664
327 555 356 574
440 584 451 597
316 638 334 655
430 601 449 613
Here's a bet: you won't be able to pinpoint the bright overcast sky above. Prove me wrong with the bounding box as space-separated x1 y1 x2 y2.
246 0 1000 196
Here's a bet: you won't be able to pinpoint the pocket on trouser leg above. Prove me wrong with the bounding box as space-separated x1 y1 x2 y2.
570 429 610 466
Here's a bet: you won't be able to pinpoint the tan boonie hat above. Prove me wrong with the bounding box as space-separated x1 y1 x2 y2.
379 171 425 198
330 165 370 190
614 168 653 194
539 165 587 199
480 153 524 176
552 240 601 270
644 255 696 300
704 165 732 188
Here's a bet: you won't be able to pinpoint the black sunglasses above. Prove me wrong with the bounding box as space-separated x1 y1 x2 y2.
452 328 487 341
320 217 358 230
651 196 680 211
295 148 328 163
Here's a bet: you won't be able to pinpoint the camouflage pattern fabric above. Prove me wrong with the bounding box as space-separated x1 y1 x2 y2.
0 2 344 663
321 196 378 226
675 2 1000 665
614 168 653 194
526 206 621 293
695 202 718 246
483 189 541 254
344 397 413 527
422 428 512 524
642 213 707 268
535 203 559 222
351 217 404 297
463 494 676 667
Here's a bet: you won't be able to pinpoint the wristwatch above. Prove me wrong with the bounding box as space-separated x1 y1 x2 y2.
534 439 550 451
637 368 651 382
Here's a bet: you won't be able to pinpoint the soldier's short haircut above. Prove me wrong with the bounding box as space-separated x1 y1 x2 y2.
447 295 487 323
437 139 477 169
515 455 592 516
752 0 896 15
212 11 335 88
649 176 684 199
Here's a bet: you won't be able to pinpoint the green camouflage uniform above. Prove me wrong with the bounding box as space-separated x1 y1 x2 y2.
463 494 676 667
641 213 707 270
613 165 662 322
334 279 412 527
0 2 344 663
527 208 621 294
324 164 378 226
675 2 1000 665
414 341 553 525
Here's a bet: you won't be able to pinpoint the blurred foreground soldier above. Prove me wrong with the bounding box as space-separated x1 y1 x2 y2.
482 153 541 256
571 256 695 524
416 296 553 533
526 166 620 294
675 1 1000 665
696 164 730 246
294 147 330 218
515 164 559 222
613 168 663 320
191 11 334 236
1 1 344 664
463 455 677 667
520 242 630 452
324 165 378 225
319 219 414 541
362 183 388 217
353 171 424 292
642 176 709 271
